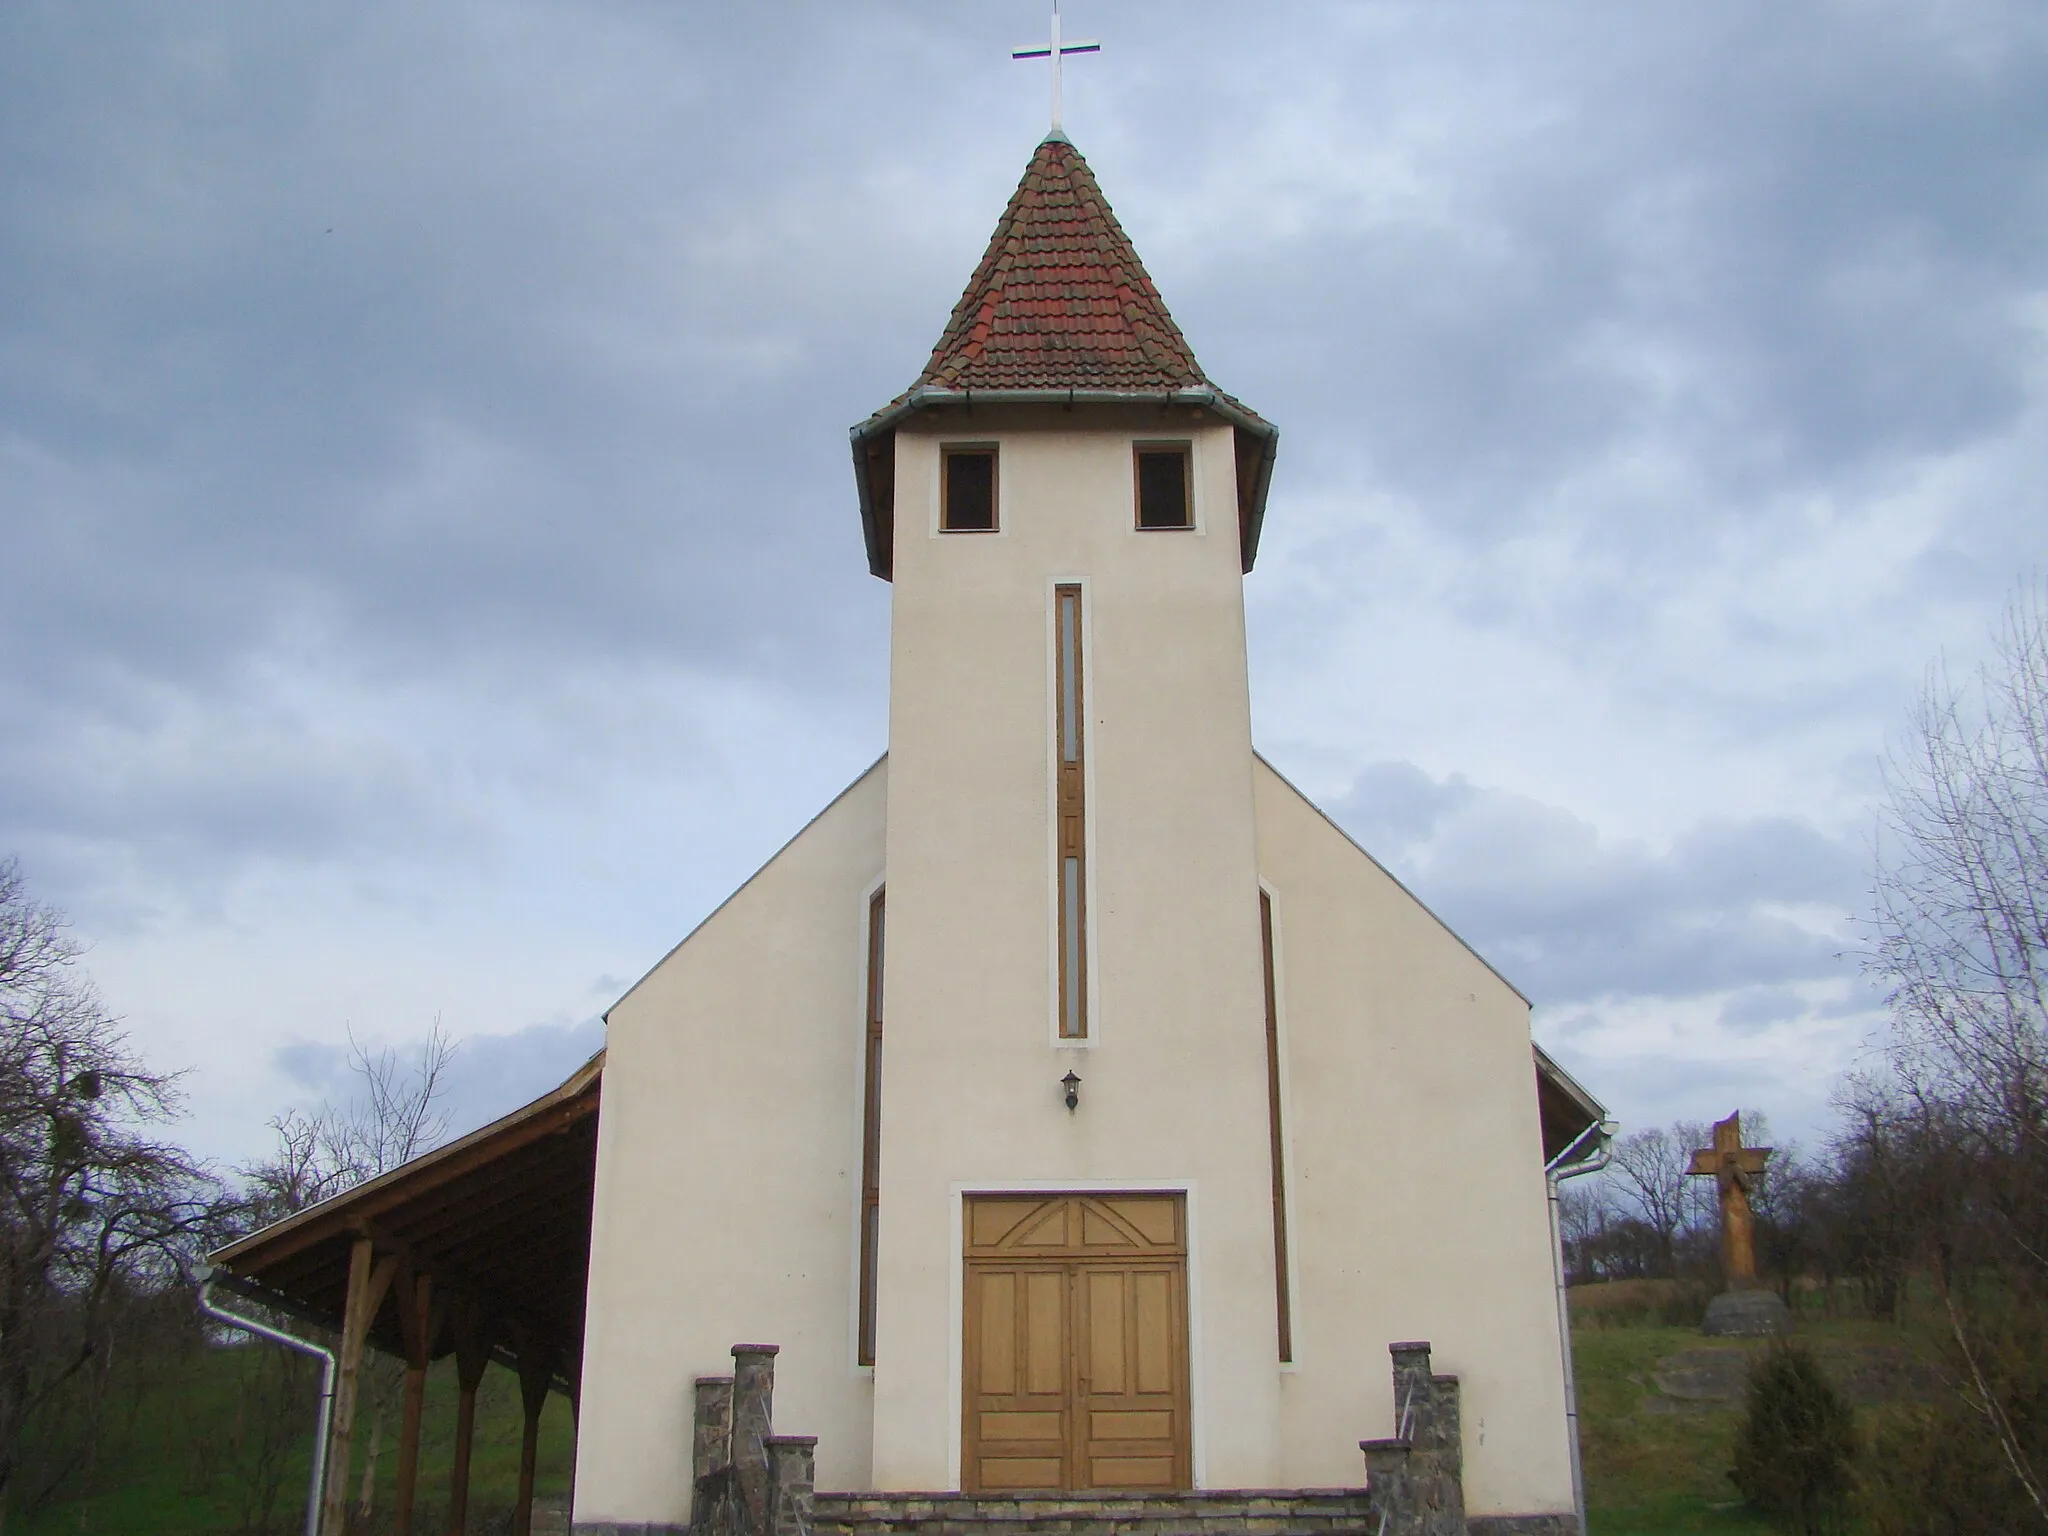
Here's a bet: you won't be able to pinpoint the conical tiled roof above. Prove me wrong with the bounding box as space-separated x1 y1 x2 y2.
917 136 1207 392
850 136 1278 582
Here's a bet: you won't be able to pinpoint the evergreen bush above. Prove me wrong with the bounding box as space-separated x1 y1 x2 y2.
1729 1341 1858 1534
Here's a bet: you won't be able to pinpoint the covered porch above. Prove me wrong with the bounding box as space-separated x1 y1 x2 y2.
207 1052 602 1536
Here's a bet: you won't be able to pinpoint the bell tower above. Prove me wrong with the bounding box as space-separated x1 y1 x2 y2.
848 136 1290 1490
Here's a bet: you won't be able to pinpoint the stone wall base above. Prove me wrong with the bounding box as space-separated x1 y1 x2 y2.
577 1507 1576 1536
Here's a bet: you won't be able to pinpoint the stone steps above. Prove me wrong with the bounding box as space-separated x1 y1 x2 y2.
812 1489 1378 1536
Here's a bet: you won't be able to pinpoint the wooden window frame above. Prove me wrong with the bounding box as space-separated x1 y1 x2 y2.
1132 441 1193 531
1259 889 1293 1362
1054 585 1089 1040
858 886 885 1365
940 443 1001 533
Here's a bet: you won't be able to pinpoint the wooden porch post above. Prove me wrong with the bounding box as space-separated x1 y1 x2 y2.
446 1301 491 1536
323 1236 398 1536
513 1333 556 1536
392 1270 435 1536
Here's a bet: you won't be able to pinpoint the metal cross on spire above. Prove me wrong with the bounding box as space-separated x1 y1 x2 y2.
1012 1 1100 139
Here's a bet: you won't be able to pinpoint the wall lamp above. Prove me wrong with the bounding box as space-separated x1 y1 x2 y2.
1062 1070 1081 1112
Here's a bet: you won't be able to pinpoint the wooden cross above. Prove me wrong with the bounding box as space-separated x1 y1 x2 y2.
1687 1112 1772 1288
1013 1 1100 138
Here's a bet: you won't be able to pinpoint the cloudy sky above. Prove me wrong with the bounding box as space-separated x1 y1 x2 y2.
4 1 2044 1166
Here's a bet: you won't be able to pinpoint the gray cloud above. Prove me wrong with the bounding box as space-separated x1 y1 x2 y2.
2 2 2041 1156
1323 759 1864 1008
273 1015 602 1147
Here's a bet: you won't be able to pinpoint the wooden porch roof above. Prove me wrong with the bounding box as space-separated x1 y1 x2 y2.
209 1052 603 1388
1535 1044 1608 1166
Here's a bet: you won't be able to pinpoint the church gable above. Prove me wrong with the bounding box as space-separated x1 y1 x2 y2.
1250 756 1573 1516
1252 751 1527 1010
581 756 890 1506
606 755 889 1028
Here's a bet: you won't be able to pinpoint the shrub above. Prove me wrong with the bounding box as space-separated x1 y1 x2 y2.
1729 1341 1857 1534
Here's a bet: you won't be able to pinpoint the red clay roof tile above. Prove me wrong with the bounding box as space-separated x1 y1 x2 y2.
916 137 1208 393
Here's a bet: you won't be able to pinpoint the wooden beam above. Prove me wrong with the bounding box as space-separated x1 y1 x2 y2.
512 1329 556 1536
393 1270 433 1536
445 1298 494 1536
322 1238 398 1536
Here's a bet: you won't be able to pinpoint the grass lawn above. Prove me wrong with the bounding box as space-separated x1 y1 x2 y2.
1575 1321 1778 1535
1573 1287 1933 1536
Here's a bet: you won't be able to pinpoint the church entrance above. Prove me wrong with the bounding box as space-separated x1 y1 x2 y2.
962 1194 1192 1493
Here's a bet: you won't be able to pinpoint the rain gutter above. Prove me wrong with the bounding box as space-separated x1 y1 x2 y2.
195 1262 336 1536
1545 1118 1618 1536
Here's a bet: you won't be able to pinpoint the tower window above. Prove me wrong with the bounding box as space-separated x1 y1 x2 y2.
941 445 998 532
1134 443 1192 530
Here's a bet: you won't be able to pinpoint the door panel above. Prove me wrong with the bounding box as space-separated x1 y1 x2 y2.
1133 1272 1173 1395
977 1272 1016 1393
1084 1270 1127 1394
966 1263 1071 1492
1025 1271 1064 1395
963 1195 1190 1493
1076 1259 1187 1489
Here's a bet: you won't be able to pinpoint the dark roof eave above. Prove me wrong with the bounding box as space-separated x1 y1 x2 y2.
208 1050 604 1271
850 387 1280 580
1534 1043 1610 1167
202 1265 576 1393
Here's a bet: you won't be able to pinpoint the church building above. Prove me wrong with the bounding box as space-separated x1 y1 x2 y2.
572 132 1602 1529
207 120 1609 1536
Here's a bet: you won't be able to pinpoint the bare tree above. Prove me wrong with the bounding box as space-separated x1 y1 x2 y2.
1866 582 2048 1522
1872 582 2048 1255
1606 1123 1709 1278
0 859 225 1528
235 1020 456 1528
240 1021 456 1226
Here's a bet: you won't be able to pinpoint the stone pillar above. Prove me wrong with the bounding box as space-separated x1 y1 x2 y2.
730 1345 780 1536
765 1435 817 1536
1363 1342 1465 1536
691 1375 736 1531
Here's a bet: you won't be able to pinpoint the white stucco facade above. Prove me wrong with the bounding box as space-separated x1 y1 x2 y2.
577 762 889 1512
1252 756 1575 1513
572 408 1578 1525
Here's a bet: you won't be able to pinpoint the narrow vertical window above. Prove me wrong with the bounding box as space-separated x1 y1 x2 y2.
858 887 885 1364
1055 585 1089 1039
941 445 998 531
1260 890 1293 1361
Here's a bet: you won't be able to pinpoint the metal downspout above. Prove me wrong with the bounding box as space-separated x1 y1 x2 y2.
195 1262 338 1536
1546 1119 1616 1536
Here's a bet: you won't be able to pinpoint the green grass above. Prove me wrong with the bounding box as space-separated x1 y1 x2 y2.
1574 1322 1778 1536
1573 1297 1928 1536
19 1341 574 1536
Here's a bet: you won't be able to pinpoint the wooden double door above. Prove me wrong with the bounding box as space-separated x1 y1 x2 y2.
963 1194 1191 1492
